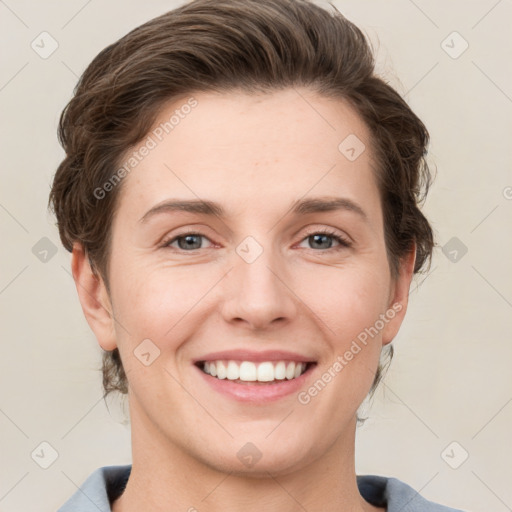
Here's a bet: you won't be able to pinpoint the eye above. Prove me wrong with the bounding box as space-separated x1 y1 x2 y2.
161 232 214 251
160 229 352 253
298 229 352 251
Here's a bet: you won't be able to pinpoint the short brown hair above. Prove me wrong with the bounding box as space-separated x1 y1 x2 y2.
49 0 435 404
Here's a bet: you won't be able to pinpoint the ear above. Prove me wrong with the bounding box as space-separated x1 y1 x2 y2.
71 243 118 351
381 243 417 346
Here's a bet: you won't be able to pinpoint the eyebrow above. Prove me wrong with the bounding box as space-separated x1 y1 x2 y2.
139 196 368 223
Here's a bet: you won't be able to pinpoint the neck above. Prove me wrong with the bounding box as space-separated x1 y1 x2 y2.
112 396 380 512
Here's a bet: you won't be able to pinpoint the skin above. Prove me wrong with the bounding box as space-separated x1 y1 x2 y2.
72 88 416 512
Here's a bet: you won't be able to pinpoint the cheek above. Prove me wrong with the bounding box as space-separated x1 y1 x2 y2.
109 261 234 386
113 266 201 339
306 265 389 398
302 263 390 342
109 267 201 400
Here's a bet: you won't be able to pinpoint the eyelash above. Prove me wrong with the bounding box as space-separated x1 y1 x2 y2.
160 228 352 252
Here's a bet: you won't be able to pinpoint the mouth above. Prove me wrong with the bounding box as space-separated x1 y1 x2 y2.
193 352 317 402
196 359 315 384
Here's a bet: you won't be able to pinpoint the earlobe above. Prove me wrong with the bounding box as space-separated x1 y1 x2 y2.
71 243 118 351
381 243 417 346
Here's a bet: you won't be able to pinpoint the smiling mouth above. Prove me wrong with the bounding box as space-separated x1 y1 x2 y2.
196 360 316 383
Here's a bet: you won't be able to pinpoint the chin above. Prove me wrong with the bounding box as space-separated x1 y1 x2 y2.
192 437 317 478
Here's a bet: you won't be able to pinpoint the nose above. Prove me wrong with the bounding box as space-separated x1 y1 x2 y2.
220 243 297 331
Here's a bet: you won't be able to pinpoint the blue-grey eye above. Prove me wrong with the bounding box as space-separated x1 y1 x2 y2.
175 234 203 250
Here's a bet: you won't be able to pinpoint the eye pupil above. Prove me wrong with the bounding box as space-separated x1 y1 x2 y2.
310 234 332 249
179 235 202 250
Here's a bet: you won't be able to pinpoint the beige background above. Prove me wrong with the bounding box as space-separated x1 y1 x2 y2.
1 0 511 510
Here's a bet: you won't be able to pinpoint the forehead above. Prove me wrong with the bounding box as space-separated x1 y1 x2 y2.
114 88 381 224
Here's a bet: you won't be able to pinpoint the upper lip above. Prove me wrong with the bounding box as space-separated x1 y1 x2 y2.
194 349 316 364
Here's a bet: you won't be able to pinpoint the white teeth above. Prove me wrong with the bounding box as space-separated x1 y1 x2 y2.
201 360 308 382
257 362 274 382
285 362 296 380
216 361 227 379
226 361 239 380
239 361 257 381
274 361 286 380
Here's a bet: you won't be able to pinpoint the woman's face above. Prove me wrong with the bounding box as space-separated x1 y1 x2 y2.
85 88 414 475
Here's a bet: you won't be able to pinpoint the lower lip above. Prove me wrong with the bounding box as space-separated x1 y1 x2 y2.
195 364 316 403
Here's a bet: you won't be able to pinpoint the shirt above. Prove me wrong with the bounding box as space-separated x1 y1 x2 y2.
57 464 467 511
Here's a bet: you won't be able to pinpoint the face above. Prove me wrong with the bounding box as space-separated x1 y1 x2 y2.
77 88 414 476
